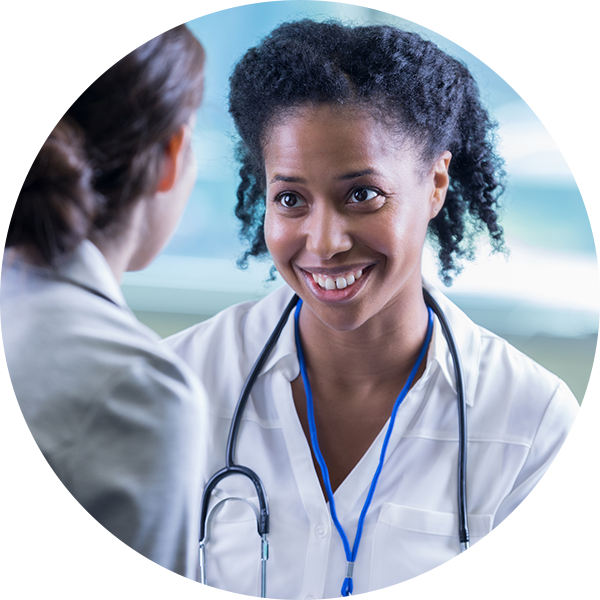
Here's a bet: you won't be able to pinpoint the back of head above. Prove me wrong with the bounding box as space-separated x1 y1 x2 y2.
8 24 205 267
8 117 98 265
229 19 505 284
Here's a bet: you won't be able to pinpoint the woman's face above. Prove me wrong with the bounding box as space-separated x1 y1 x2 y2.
263 104 451 332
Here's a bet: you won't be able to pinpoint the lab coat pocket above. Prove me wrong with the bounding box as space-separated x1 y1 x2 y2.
203 494 263 596
370 503 492 589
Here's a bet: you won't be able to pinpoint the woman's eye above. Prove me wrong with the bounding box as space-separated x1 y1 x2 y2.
350 188 379 203
278 193 305 208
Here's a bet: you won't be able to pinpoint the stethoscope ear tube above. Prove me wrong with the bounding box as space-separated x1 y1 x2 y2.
199 465 270 538
226 294 301 467
199 294 300 539
423 288 487 596
423 289 470 550
198 294 300 595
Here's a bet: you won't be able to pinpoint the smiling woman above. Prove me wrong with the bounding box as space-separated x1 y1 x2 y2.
230 21 505 290
163 19 580 599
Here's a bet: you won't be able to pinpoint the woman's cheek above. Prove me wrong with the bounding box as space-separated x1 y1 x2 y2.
263 209 277 255
264 211 290 265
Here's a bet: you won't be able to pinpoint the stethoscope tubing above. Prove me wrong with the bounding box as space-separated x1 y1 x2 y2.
422 288 470 550
226 294 300 468
200 293 299 540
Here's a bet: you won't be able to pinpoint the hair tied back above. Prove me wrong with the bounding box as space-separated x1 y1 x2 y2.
0 101 103 264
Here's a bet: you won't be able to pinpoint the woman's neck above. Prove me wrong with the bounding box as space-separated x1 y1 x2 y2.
91 202 145 283
292 280 431 494
297 282 430 399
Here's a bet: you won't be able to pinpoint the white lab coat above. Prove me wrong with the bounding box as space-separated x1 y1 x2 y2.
1 241 208 578
164 282 579 598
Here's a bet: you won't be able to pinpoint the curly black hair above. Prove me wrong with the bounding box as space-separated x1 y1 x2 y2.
229 19 505 285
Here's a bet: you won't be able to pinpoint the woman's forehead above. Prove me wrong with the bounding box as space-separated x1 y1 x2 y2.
263 103 419 175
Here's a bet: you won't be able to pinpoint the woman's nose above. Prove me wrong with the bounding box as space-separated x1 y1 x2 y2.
305 204 353 259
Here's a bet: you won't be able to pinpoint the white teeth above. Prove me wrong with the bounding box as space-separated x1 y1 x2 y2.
310 268 367 290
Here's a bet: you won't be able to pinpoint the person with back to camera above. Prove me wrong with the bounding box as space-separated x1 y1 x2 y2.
163 19 580 598
1 25 207 578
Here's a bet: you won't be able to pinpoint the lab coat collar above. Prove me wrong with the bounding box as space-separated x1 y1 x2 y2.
244 280 481 408
51 240 130 311
243 285 299 379
423 278 480 407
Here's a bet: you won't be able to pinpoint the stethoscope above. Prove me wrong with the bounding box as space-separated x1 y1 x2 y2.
198 288 470 597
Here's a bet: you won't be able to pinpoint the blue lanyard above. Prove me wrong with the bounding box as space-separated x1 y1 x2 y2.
293 299 434 596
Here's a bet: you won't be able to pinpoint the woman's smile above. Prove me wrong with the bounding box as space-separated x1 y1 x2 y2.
297 263 374 303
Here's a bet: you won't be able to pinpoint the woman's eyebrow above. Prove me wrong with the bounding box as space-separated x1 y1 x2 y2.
269 169 381 185
336 169 379 180
269 174 306 184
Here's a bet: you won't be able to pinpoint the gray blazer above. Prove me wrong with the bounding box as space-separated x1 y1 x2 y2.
0 242 207 600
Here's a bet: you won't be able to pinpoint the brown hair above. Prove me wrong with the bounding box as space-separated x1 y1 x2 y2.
7 24 205 266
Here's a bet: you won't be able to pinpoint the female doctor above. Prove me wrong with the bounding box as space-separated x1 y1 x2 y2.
2 26 207 578
165 20 579 597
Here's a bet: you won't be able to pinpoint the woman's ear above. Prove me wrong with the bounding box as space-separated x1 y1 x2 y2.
430 151 452 218
156 125 189 193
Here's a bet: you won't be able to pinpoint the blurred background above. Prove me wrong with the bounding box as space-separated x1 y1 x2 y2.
122 0 598 403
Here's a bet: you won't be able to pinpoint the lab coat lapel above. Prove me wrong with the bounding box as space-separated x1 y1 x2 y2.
277 367 331 509
242 285 298 377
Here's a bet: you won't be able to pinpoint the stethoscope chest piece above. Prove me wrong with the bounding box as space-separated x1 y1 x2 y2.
450 552 487 596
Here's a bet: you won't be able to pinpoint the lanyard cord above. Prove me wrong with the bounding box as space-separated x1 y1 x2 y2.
294 300 434 596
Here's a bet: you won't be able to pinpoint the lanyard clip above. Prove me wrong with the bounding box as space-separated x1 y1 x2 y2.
341 563 355 596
